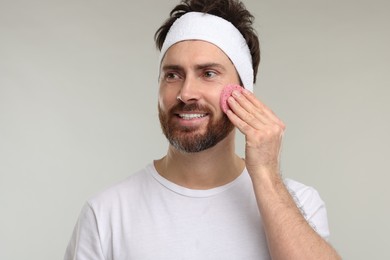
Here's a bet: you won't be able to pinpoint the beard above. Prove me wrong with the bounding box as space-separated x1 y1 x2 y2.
158 102 235 153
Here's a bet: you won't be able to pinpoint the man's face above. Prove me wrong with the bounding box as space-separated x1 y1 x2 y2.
158 40 240 153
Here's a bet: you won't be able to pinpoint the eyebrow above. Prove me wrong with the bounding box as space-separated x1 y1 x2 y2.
161 64 183 72
195 62 226 71
161 62 226 72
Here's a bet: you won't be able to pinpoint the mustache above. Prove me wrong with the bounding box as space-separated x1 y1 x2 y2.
170 102 212 114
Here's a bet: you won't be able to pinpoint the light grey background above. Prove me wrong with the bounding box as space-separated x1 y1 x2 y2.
1 0 389 259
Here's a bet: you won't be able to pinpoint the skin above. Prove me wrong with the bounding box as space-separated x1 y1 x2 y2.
156 40 244 189
155 40 341 259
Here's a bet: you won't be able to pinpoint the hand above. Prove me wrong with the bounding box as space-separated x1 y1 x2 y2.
226 89 286 177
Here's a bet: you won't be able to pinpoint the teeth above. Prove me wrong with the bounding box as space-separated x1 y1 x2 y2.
179 114 206 120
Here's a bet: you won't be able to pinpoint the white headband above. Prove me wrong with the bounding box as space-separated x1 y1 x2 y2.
158 12 254 92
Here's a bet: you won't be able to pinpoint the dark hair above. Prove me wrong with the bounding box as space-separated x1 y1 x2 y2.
154 0 260 83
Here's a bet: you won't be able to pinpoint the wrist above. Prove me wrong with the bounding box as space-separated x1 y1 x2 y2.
247 163 282 182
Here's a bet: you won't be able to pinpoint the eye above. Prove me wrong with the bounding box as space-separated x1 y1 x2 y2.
203 70 217 78
163 72 181 82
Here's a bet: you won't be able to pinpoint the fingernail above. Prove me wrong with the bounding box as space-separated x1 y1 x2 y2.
243 89 251 94
232 90 241 98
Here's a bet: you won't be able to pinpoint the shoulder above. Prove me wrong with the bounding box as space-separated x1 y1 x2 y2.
284 178 324 205
284 178 330 239
86 164 155 211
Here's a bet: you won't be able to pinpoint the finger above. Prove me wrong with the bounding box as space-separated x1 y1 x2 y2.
227 96 267 129
226 108 257 135
238 90 286 128
229 91 281 129
226 107 285 145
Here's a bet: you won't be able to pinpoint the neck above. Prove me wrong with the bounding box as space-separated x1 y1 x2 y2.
154 131 245 189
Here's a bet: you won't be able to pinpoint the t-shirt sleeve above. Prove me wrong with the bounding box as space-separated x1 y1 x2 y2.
64 203 106 260
284 178 331 240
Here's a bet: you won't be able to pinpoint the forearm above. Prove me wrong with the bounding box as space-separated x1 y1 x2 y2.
251 168 341 260
226 89 340 258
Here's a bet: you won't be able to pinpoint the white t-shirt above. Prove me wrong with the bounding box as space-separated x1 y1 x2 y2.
64 163 330 260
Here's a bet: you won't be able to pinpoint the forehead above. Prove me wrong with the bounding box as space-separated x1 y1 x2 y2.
161 40 233 66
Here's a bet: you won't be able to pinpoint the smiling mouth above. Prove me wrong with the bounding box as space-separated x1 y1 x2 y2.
177 113 208 120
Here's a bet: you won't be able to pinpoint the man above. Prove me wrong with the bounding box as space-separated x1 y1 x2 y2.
65 0 341 259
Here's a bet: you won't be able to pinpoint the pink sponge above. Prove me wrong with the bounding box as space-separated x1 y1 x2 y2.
220 84 244 113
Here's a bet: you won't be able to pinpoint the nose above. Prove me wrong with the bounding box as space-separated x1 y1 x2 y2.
177 76 201 103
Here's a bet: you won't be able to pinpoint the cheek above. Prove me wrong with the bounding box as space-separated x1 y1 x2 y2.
158 87 176 112
211 88 224 112
158 96 169 112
